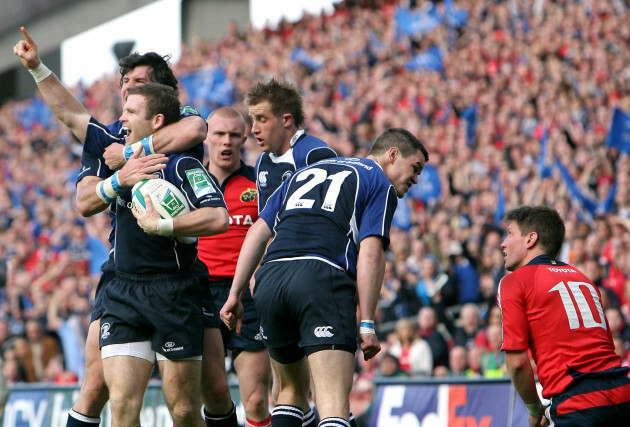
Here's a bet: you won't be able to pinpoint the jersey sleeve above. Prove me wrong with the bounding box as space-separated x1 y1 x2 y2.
498 275 530 351
78 118 119 183
358 177 397 249
174 155 226 209
305 146 338 165
258 180 288 230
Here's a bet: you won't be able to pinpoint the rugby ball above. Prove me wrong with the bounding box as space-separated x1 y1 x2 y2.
132 179 197 244
132 178 190 218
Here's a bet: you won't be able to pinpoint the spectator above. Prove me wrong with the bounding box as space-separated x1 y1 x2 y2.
452 303 483 350
448 346 469 378
23 319 61 382
417 307 450 369
479 324 507 378
375 353 409 378
387 318 432 377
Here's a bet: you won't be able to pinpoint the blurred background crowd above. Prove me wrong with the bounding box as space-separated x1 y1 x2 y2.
1 0 630 418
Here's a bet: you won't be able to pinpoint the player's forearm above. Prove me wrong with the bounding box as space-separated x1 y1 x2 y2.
356 236 386 321
230 219 272 299
173 206 229 237
506 351 543 407
76 177 112 217
152 115 207 154
36 72 90 142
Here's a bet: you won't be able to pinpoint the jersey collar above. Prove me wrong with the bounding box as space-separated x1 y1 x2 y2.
525 254 567 267
290 129 305 147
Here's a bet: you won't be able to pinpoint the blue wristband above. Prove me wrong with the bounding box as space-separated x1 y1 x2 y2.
140 136 153 155
123 145 135 160
111 171 121 193
97 181 114 204
360 320 375 329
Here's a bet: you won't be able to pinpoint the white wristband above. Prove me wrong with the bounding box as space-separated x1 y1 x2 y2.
157 218 174 236
359 327 376 335
28 62 52 83
95 172 121 204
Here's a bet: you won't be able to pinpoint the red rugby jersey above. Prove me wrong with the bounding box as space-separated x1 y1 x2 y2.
499 255 622 398
198 162 258 280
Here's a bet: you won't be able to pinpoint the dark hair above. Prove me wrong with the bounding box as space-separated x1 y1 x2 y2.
368 128 429 162
119 52 178 91
503 205 565 257
244 78 305 128
127 83 180 126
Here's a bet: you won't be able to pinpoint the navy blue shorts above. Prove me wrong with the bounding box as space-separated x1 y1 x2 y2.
211 279 265 354
99 271 203 360
253 259 358 364
547 367 630 426
91 257 115 323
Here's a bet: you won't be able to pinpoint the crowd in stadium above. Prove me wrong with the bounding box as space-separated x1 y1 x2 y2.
1 0 630 416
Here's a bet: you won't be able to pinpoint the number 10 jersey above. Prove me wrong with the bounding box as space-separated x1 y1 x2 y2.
498 254 622 398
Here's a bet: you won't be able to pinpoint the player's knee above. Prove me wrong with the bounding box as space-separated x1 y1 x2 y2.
243 389 269 419
108 393 141 415
168 399 199 423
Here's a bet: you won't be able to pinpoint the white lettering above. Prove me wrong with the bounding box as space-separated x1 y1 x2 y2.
229 215 254 226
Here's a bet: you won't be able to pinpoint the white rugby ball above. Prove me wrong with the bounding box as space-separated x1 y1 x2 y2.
132 179 196 244
132 178 190 218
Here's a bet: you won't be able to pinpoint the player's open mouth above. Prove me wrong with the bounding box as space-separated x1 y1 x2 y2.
122 126 130 136
221 150 232 156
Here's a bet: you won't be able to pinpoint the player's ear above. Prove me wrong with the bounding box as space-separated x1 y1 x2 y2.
154 113 165 130
388 147 399 164
282 113 293 128
526 231 538 249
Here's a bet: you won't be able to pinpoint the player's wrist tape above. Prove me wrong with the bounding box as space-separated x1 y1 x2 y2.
157 218 174 236
525 402 543 417
95 172 122 204
359 320 376 335
124 135 155 160
28 62 52 83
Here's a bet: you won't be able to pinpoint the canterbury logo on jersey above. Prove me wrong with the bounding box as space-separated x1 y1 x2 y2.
314 326 334 338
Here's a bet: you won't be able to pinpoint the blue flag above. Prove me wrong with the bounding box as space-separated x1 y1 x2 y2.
606 108 630 153
554 157 617 220
405 46 444 75
443 0 468 28
536 126 554 178
290 47 322 71
492 172 505 226
408 163 441 206
395 5 441 39
461 104 477 145
179 67 235 118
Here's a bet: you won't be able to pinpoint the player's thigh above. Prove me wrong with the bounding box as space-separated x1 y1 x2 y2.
158 358 203 407
233 349 271 400
84 319 104 377
270 357 311 398
307 349 355 418
202 327 229 380
102 354 154 399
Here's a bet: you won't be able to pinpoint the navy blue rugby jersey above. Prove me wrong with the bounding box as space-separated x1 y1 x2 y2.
255 130 337 213
259 157 398 279
77 106 204 248
113 152 226 275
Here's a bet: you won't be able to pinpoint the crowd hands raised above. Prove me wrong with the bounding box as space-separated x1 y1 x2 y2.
0 0 629 412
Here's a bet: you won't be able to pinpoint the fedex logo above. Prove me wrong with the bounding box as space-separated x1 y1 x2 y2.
372 383 521 427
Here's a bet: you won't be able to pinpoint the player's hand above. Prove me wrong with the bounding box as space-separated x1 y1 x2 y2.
104 144 127 170
117 146 166 187
13 27 41 70
220 295 243 333
528 412 546 427
360 333 381 361
132 195 160 235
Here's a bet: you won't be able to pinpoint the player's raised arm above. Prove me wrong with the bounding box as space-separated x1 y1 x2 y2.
13 27 91 143
103 110 207 170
